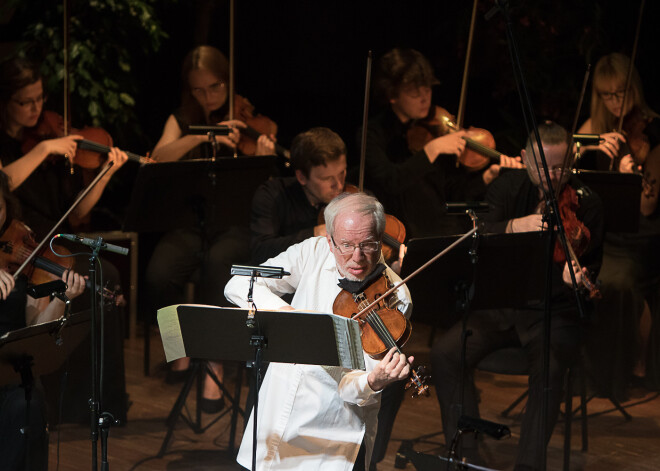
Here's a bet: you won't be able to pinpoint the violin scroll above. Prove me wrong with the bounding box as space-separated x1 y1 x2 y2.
405 365 430 398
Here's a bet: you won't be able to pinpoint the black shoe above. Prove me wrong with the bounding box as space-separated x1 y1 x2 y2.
200 396 225 414
165 368 189 384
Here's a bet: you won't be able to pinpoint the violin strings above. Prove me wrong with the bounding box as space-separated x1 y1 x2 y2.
366 310 399 351
357 297 392 349
357 296 404 353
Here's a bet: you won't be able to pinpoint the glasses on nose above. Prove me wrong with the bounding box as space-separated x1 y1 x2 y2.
598 89 626 101
191 81 226 98
11 94 45 108
331 236 381 255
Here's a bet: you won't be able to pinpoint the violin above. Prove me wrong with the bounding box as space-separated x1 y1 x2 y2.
234 95 290 160
0 218 118 303
621 106 653 166
406 106 504 171
552 184 601 300
21 110 152 169
333 271 429 397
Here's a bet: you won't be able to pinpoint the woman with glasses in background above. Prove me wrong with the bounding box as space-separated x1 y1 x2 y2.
577 52 659 172
150 45 274 162
580 53 660 401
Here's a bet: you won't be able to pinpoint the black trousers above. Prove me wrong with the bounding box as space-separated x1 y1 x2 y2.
371 379 406 464
0 384 49 471
431 308 580 471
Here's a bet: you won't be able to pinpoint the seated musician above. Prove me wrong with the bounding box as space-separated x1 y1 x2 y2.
0 170 85 471
577 52 659 172
146 45 274 411
250 126 346 264
431 121 604 471
150 45 274 162
225 192 413 471
0 56 128 238
577 53 660 396
363 48 523 238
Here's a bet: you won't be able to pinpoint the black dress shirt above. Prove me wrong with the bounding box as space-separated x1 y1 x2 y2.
250 176 320 264
362 107 488 238
483 169 604 308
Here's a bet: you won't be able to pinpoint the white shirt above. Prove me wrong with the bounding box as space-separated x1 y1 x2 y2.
224 236 412 471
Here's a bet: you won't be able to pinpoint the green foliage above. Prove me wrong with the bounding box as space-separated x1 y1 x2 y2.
6 0 168 143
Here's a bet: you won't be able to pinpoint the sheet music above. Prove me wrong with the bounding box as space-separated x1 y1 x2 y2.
157 305 186 362
327 312 365 370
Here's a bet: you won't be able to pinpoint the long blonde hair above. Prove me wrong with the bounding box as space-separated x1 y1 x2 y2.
179 45 229 126
590 53 657 133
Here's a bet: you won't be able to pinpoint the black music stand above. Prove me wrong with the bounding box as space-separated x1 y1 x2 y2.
157 304 363 464
398 231 549 467
401 231 548 327
123 156 279 235
123 156 278 375
573 170 642 233
0 311 91 471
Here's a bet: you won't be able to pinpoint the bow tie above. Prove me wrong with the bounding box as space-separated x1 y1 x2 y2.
337 264 386 294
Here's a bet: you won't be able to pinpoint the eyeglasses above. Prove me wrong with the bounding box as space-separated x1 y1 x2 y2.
598 89 626 101
331 236 381 255
191 81 226 97
11 94 45 108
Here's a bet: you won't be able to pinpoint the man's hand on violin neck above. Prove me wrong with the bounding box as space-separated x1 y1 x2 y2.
367 347 413 392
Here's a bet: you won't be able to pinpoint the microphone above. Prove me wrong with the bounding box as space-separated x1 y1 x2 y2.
231 265 290 279
187 124 231 136
57 234 129 256
446 202 490 214
572 134 603 146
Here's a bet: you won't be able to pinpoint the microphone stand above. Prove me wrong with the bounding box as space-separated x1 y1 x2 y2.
85 237 122 471
230 264 289 471
486 2 588 469
449 211 502 464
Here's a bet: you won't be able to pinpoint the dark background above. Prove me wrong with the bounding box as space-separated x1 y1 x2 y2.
2 0 660 222
134 0 660 164
4 0 660 178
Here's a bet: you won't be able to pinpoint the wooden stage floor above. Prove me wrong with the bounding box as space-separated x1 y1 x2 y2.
48 323 660 470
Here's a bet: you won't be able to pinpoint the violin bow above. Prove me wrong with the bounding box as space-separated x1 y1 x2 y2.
228 0 236 160
612 0 646 170
357 50 373 192
13 163 114 279
63 0 70 138
456 0 479 130
351 226 478 322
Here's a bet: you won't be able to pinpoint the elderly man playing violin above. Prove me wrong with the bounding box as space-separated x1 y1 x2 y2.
225 192 412 471
432 121 604 471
